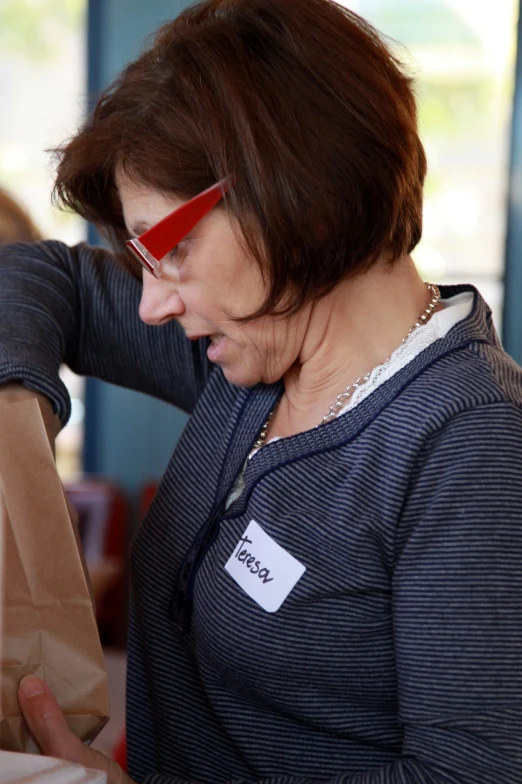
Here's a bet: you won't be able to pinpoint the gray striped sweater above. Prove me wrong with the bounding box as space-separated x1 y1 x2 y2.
0 241 521 784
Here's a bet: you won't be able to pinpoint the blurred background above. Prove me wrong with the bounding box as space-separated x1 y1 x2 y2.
1 0 521 765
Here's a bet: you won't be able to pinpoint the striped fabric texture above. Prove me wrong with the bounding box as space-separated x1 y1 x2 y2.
0 241 521 784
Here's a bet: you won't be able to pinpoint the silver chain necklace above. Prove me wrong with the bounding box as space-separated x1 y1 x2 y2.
253 282 441 450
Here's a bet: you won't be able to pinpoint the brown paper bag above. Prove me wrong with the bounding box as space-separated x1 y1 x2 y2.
0 398 110 752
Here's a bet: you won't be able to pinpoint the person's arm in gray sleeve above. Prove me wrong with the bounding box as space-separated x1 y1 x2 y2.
0 240 211 426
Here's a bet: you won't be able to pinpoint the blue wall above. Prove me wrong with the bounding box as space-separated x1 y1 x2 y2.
90 0 193 87
85 0 194 496
503 4 522 367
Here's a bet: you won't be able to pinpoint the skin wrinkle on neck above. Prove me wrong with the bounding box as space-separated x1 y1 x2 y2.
271 256 433 440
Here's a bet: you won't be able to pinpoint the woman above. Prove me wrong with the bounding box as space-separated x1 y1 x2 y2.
3 0 521 782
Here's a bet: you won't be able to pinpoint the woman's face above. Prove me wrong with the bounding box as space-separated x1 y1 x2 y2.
118 175 306 386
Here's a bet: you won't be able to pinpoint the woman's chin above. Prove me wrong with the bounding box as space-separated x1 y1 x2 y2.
213 344 280 387
217 357 265 387
221 365 262 388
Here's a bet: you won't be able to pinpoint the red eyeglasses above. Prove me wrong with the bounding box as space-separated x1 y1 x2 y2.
126 179 229 278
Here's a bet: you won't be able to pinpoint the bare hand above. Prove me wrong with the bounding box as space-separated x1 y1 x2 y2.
18 676 134 784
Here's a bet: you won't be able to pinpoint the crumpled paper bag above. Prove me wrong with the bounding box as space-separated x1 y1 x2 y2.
0 397 110 752
0 751 107 783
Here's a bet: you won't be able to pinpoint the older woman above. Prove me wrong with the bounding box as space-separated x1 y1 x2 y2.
3 0 521 782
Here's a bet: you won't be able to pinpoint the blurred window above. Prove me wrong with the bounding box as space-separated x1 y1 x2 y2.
342 0 519 328
0 0 87 478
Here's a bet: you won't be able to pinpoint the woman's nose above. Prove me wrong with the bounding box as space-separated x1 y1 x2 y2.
139 271 186 325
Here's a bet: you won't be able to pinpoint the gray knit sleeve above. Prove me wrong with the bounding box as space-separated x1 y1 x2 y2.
0 240 211 425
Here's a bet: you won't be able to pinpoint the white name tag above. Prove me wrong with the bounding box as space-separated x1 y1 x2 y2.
225 520 306 612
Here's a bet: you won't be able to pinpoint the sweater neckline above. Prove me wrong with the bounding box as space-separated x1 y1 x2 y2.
249 290 475 457
218 283 495 516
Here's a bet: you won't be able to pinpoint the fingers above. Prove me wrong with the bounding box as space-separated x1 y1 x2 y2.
18 676 135 784
18 676 89 764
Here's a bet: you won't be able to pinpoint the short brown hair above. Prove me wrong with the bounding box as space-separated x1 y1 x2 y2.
0 188 42 245
53 0 426 317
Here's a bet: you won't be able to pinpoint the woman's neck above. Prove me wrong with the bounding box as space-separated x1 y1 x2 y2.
272 255 433 437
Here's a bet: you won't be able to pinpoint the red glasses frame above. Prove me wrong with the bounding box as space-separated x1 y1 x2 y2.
126 179 229 278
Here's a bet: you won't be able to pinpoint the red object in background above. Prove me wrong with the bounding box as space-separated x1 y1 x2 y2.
108 482 159 775
140 481 158 518
64 479 129 647
112 731 127 771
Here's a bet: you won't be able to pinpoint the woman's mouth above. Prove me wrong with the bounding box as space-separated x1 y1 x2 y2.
207 334 226 362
